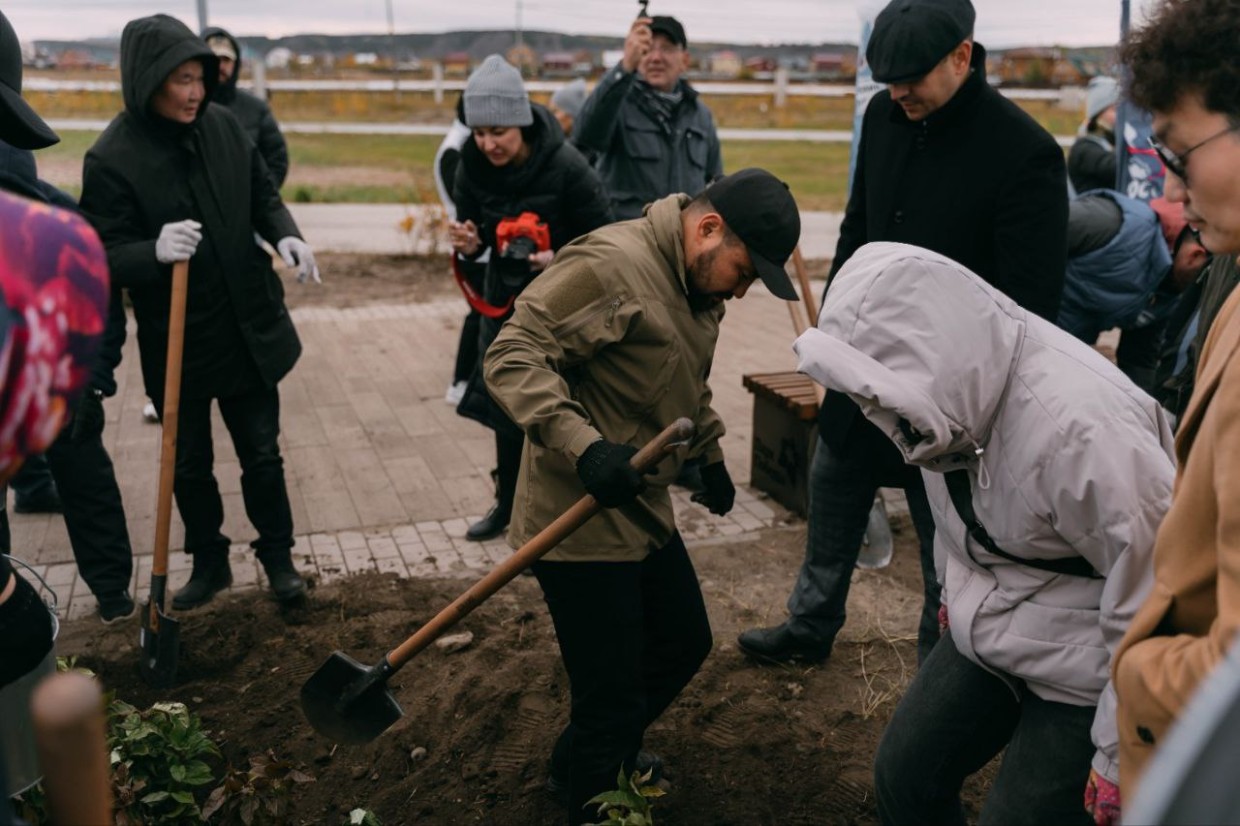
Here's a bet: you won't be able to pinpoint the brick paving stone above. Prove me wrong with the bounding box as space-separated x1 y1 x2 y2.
43 562 77 587
398 542 428 565
337 531 367 550
368 537 400 559
375 556 409 577
341 546 375 573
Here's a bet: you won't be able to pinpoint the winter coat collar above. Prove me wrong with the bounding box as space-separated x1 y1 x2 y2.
459 104 564 195
642 193 691 298
887 43 989 135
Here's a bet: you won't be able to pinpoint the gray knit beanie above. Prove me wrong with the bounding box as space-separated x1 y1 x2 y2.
550 78 588 120
1086 75 1120 124
464 55 532 128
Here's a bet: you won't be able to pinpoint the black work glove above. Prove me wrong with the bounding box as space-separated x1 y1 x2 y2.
70 388 106 443
576 440 646 508
691 461 735 515
0 562 56 690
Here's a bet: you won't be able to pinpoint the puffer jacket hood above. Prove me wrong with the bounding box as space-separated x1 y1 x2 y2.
795 241 1176 784
200 26 240 103
120 14 218 124
795 242 1022 471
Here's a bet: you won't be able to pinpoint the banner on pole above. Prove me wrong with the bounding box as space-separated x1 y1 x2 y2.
848 2 884 193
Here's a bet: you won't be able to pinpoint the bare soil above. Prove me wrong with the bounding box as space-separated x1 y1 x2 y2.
54 514 995 825
281 252 459 309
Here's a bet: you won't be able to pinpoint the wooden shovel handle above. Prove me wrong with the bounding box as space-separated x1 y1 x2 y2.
384 417 696 670
152 260 189 579
31 673 114 825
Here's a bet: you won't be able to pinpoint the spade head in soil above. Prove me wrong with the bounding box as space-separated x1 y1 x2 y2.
300 651 402 744
139 589 180 688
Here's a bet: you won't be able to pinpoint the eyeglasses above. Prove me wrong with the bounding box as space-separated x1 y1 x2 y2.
1149 125 1240 183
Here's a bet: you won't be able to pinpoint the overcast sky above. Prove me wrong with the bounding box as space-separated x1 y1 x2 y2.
5 0 1159 47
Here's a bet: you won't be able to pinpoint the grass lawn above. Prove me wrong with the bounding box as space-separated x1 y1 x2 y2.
41 131 855 211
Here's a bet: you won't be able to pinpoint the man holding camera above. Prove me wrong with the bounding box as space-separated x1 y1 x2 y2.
484 168 800 824
575 14 722 220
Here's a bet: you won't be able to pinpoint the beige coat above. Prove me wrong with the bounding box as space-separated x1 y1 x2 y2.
1114 281 1240 794
483 195 726 562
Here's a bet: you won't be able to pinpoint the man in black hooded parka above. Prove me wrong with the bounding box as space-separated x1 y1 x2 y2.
201 26 289 189
80 14 319 609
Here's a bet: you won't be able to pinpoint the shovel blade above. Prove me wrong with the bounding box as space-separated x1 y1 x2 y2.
301 651 403 745
139 600 181 688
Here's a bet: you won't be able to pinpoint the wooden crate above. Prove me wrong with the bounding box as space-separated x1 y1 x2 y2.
742 371 819 518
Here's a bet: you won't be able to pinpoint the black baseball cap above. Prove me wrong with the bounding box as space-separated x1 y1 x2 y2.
649 16 687 49
0 10 59 149
866 0 976 84
706 168 801 301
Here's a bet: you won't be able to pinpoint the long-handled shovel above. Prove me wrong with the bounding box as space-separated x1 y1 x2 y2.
301 417 696 744
31 672 114 825
139 259 189 688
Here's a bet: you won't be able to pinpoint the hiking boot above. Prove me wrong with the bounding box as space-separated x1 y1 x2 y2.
737 623 831 664
546 751 665 809
14 486 63 514
444 380 468 406
260 554 307 604
98 591 136 625
465 502 510 542
142 400 160 423
172 553 232 610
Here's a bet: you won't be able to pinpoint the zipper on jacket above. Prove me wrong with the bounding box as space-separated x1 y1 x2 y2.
558 296 626 338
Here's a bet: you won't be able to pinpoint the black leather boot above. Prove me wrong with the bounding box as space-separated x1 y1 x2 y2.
465 501 511 542
259 552 307 603
172 552 232 610
736 623 831 664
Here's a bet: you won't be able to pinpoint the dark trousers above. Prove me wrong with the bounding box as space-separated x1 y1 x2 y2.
9 453 56 502
874 633 1095 826
0 397 133 598
533 532 713 825
155 385 293 560
46 400 133 596
788 436 941 663
494 428 522 515
453 308 481 384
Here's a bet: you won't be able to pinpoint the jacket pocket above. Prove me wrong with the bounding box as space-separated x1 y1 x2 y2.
622 121 664 162
1001 600 1109 695
684 127 709 171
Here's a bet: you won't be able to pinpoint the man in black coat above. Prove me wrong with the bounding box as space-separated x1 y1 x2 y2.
202 26 289 189
80 14 320 609
739 0 1068 665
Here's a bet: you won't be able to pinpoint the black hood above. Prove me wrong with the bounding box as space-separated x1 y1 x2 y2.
0 140 45 201
461 104 564 192
120 14 218 125
201 26 241 103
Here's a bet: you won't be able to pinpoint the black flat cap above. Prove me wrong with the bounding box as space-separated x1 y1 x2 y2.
649 16 687 49
866 0 976 84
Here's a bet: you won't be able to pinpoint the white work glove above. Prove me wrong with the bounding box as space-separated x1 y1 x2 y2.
155 219 202 264
277 236 320 284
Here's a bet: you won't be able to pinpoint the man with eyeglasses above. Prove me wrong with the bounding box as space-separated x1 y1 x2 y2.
574 14 722 221
739 0 1068 670
1112 0 1240 808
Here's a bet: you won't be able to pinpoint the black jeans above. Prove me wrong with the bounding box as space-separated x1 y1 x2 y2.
9 452 56 503
788 436 941 663
154 385 293 560
533 532 713 825
46 393 134 596
874 633 1095 826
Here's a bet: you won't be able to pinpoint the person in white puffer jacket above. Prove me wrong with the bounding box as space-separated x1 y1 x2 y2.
794 241 1175 826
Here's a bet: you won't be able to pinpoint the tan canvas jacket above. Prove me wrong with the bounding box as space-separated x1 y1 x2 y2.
484 194 726 561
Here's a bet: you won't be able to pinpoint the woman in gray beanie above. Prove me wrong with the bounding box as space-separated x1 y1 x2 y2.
448 54 613 542
1069 75 1120 194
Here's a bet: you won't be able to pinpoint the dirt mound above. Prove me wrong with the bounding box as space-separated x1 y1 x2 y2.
56 524 988 824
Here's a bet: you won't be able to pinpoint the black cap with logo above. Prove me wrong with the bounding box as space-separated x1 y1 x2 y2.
649 16 687 49
866 0 976 84
0 10 59 149
705 168 801 301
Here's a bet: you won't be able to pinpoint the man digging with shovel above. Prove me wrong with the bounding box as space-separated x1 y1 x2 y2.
80 14 319 611
484 168 801 823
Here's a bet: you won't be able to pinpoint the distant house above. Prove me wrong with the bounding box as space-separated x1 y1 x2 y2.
542 51 576 73
745 56 778 74
708 50 742 79
997 47 1060 86
601 49 624 70
353 52 379 67
442 51 472 76
265 47 293 70
56 49 98 70
506 43 537 75
810 52 848 80
1050 58 1087 87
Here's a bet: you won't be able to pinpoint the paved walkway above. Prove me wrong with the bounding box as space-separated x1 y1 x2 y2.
16 281 857 620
